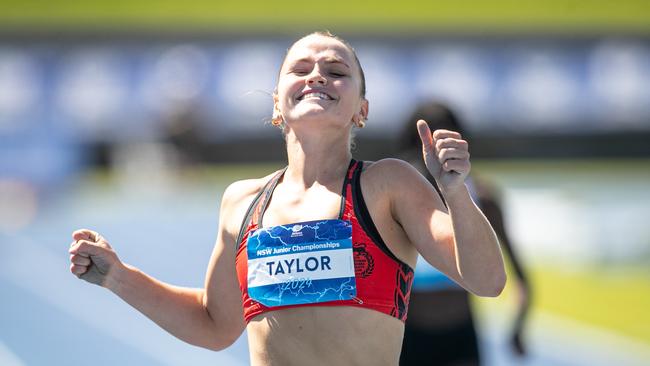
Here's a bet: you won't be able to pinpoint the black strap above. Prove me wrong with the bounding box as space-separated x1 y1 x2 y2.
235 169 286 250
351 160 414 271
337 159 357 219
256 167 287 228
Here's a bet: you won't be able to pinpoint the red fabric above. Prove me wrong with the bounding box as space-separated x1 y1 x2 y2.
235 161 413 323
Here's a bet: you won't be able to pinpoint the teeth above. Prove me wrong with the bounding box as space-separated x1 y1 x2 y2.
300 92 331 101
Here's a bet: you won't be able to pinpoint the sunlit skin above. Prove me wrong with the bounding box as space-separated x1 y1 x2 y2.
275 38 366 130
69 33 506 366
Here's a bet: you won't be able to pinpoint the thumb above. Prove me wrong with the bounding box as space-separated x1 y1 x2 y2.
416 120 433 153
417 120 440 174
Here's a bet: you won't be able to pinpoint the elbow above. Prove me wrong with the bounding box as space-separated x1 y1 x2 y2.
205 342 227 352
472 271 507 298
192 310 243 351
206 339 237 352
203 327 242 351
200 295 245 351
485 271 507 297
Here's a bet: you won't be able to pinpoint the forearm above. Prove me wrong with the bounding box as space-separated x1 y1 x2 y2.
444 185 506 297
106 264 233 350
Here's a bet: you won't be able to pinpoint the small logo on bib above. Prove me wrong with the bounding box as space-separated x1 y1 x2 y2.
291 224 303 237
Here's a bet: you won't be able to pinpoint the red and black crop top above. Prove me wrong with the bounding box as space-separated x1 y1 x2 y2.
234 159 414 323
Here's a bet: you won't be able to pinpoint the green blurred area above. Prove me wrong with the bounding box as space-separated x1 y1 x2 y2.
477 263 650 346
1 0 649 34
534 264 650 343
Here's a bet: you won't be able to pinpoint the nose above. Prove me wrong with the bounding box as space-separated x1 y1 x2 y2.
307 67 327 85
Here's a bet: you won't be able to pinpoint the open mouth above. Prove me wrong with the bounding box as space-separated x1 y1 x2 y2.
297 91 335 101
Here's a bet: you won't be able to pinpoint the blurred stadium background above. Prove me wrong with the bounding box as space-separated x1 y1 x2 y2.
1 1 649 365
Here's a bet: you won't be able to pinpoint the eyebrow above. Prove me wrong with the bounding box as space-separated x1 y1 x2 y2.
293 57 350 68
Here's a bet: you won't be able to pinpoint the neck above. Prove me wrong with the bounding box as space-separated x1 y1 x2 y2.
284 127 353 187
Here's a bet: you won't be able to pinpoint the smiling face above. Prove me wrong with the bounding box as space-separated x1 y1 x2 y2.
274 34 368 131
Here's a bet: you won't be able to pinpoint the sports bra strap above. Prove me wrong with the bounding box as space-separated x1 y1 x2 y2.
235 168 287 249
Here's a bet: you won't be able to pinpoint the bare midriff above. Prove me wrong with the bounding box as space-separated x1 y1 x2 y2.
246 306 404 366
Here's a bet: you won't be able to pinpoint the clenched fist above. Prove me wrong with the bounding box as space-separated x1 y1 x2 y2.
69 229 121 287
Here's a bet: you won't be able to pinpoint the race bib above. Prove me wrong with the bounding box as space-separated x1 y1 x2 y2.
246 219 356 307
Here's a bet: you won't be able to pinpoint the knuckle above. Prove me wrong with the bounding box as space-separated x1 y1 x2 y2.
71 254 88 265
443 148 456 159
73 228 88 237
78 240 96 252
70 264 85 274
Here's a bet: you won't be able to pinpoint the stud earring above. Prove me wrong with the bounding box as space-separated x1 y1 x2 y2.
271 113 283 127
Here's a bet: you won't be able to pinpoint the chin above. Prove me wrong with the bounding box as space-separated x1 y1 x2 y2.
291 108 331 121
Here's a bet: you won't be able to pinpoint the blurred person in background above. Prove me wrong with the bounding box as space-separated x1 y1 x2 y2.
398 101 531 366
68 32 506 366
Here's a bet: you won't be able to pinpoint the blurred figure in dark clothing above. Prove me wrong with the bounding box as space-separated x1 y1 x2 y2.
398 101 531 366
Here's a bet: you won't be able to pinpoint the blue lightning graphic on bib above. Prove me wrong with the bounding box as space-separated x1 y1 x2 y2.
246 219 356 307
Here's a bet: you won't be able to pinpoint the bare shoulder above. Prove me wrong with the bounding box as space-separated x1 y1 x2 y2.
222 173 272 204
361 158 425 186
361 158 442 212
219 170 282 235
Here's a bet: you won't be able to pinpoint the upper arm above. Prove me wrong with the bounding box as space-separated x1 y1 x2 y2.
376 159 467 287
202 181 258 344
